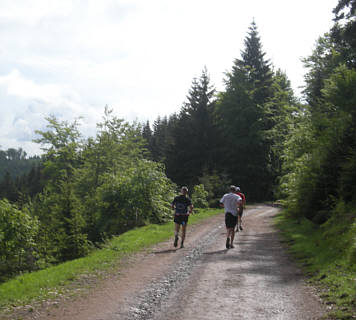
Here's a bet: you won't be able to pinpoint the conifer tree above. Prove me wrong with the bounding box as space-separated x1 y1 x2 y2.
0 171 18 202
142 120 153 157
331 0 356 67
264 70 302 192
216 21 275 201
165 68 217 186
238 20 274 105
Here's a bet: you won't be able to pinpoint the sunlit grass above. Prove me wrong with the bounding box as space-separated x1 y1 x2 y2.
0 208 221 309
274 212 356 320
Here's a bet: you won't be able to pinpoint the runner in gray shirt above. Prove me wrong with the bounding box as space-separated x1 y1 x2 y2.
220 186 242 249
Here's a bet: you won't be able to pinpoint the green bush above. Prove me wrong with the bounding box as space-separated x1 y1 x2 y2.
322 201 356 265
96 159 175 236
198 171 231 207
192 184 209 208
0 199 39 281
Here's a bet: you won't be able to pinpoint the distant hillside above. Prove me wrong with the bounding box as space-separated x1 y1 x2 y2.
0 148 41 179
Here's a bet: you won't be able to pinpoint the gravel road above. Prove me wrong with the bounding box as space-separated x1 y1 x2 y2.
9 205 327 320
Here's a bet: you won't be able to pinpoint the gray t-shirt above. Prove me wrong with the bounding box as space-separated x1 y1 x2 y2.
220 192 242 216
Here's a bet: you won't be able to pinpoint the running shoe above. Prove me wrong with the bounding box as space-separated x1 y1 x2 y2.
180 241 184 248
226 237 230 249
230 244 235 249
174 236 178 247
239 226 243 231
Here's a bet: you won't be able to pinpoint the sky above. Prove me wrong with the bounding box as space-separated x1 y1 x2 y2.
0 0 338 156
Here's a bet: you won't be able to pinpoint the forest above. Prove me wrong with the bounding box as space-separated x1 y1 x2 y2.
1 0 355 282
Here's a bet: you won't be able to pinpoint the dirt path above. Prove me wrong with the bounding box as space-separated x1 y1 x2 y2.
11 205 327 320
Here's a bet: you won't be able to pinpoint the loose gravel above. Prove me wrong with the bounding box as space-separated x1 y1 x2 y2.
125 225 224 320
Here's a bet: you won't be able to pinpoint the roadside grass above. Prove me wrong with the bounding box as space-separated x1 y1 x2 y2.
274 212 356 320
0 208 221 310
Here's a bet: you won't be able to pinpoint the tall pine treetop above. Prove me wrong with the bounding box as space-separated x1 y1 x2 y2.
241 21 270 70
228 21 273 100
182 67 215 117
241 21 273 104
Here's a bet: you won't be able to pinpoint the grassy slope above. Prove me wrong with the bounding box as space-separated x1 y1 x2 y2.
0 208 221 310
274 211 356 320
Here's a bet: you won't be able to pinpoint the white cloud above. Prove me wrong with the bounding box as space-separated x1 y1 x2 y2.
0 70 100 155
0 69 61 101
0 0 73 25
0 0 338 155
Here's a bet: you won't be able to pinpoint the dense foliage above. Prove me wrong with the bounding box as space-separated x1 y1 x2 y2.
191 184 209 209
0 148 40 179
145 22 300 202
0 199 39 282
0 109 177 280
278 0 356 268
0 149 40 185
0 149 41 202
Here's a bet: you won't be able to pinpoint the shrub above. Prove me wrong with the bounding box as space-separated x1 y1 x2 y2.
0 199 39 281
192 184 209 208
96 159 175 237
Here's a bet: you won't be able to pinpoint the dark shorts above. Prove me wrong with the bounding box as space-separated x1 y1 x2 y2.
174 214 189 225
225 212 237 228
238 206 244 217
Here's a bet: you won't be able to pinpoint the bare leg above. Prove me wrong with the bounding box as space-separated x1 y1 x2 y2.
226 228 235 248
174 223 180 247
175 223 180 235
226 228 231 248
226 227 230 238
230 227 235 247
238 206 244 230
181 224 187 247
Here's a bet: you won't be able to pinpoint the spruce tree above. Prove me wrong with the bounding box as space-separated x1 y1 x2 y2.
165 68 217 187
0 171 18 202
238 20 273 105
141 120 154 159
264 70 302 192
142 120 152 145
150 116 171 162
332 0 356 67
216 21 274 201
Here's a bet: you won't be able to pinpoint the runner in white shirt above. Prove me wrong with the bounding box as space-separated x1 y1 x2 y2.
220 186 242 249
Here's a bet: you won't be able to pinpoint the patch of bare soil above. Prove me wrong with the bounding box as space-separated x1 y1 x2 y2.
3 206 328 320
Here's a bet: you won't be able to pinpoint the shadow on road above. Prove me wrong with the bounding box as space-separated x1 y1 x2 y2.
152 249 177 254
203 249 228 255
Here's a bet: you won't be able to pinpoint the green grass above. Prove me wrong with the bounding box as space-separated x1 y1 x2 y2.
0 208 221 310
274 212 356 320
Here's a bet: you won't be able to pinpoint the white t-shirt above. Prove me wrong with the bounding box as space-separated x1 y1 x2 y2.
220 192 242 216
